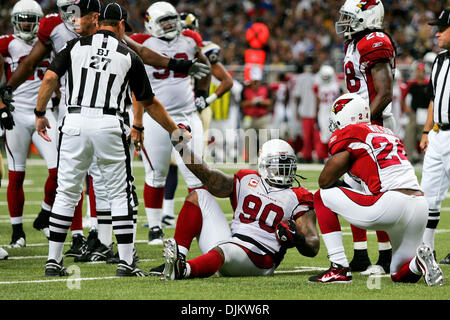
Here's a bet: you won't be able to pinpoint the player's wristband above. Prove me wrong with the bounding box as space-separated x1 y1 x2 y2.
132 125 144 132
206 93 218 105
34 108 46 117
422 131 429 135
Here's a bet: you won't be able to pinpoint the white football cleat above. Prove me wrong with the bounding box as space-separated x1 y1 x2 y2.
416 244 444 286
8 237 26 248
0 247 8 260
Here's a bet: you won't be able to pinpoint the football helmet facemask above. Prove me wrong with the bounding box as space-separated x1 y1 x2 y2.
145 2 181 40
329 93 370 132
258 139 297 188
11 0 43 42
335 0 384 39
57 0 77 32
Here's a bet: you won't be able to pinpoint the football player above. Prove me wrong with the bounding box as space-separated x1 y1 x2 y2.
313 65 341 163
125 2 211 245
309 93 443 286
0 0 57 247
158 139 319 280
335 0 396 273
160 12 234 228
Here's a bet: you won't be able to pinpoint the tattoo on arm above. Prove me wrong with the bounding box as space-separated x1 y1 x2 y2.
185 161 234 198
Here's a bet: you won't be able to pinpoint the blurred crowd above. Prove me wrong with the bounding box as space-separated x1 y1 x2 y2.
1 0 449 74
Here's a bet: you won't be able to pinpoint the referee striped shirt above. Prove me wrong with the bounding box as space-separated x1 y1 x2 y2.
48 29 154 113
429 50 450 125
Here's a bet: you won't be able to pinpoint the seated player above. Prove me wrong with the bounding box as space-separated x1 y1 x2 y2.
155 139 320 280
309 93 443 286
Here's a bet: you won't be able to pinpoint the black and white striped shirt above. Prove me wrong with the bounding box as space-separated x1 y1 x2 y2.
48 29 154 113
429 50 450 125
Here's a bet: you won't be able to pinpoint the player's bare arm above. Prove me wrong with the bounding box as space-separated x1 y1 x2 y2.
318 150 352 188
210 62 233 98
195 50 211 93
370 62 393 120
420 100 434 153
7 40 51 91
294 209 320 257
35 70 59 142
124 35 170 67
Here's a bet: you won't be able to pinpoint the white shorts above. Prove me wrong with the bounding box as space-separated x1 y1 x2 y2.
141 111 204 188
319 187 428 274
5 108 57 171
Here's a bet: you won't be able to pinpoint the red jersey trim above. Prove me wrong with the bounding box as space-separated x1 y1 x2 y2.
339 187 384 206
37 14 63 45
130 33 151 44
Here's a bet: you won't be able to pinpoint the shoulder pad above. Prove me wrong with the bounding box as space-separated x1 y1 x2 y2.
37 14 63 44
0 35 15 56
130 33 151 44
182 29 203 47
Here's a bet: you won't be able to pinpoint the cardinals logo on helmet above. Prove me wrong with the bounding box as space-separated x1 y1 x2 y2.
357 0 379 11
332 98 353 114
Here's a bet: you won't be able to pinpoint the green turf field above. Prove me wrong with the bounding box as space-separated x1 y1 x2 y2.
0 156 448 301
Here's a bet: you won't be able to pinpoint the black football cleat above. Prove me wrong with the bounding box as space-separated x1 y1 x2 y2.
116 261 148 277
45 259 69 277
349 249 371 272
64 234 87 258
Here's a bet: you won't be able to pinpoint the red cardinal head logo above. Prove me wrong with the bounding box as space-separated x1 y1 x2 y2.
332 98 353 114
357 0 379 11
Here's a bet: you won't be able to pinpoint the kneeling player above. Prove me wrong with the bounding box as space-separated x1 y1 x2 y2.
155 139 320 280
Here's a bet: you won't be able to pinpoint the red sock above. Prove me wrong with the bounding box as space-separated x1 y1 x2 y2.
313 190 341 234
88 175 97 218
70 192 84 231
376 230 390 243
43 168 58 208
391 260 421 283
174 200 203 250
7 171 25 218
144 184 164 208
188 249 224 278
351 225 367 242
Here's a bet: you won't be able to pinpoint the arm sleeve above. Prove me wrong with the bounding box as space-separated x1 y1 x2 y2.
128 52 154 101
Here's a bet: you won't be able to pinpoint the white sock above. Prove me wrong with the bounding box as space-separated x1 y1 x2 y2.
48 240 64 262
322 231 349 267
41 201 52 212
146 208 162 229
163 199 175 218
378 241 392 251
423 228 436 251
10 217 23 225
71 230 83 236
179 245 189 257
354 241 367 250
409 257 422 275
98 223 112 247
117 243 134 265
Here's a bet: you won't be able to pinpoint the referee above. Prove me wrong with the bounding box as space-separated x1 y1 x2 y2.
419 8 450 266
34 3 185 277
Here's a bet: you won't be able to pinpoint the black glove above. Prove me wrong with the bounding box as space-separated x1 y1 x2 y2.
167 58 210 80
275 219 305 248
195 90 209 113
0 85 15 130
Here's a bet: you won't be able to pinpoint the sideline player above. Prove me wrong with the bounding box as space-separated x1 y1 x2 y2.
335 0 396 273
0 0 57 247
126 1 211 245
309 93 443 286
161 12 234 227
159 139 319 280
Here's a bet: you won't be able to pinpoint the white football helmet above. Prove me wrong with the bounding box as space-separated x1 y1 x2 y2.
329 93 370 132
335 0 384 39
11 0 43 42
319 65 335 83
57 0 77 31
258 139 297 188
145 2 182 40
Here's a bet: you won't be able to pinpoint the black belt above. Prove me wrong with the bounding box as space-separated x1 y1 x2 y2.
437 123 450 131
67 106 117 115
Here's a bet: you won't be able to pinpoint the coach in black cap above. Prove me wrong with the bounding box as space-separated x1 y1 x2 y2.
99 2 133 32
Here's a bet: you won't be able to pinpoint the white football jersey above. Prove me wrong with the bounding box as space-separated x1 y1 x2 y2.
343 31 396 124
130 30 202 115
230 170 313 256
37 13 78 99
313 77 341 114
329 123 420 194
0 35 52 111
